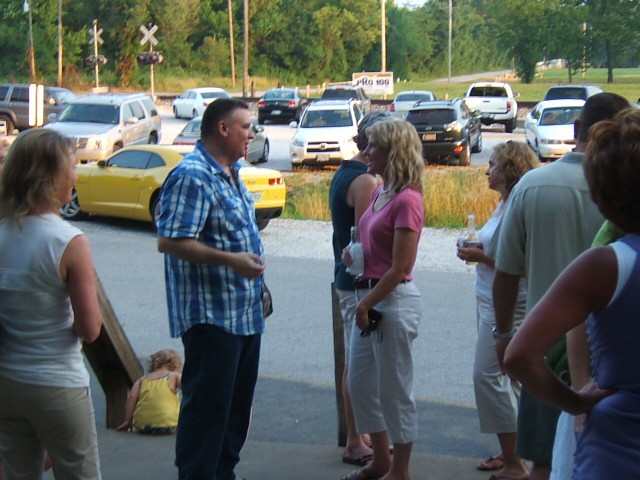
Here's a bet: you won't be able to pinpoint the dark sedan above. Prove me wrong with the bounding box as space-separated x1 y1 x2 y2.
257 88 308 124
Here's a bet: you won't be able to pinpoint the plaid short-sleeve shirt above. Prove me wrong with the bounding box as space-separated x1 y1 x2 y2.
157 141 265 338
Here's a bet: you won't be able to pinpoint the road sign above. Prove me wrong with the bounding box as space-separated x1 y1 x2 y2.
352 72 394 96
89 26 104 46
139 24 158 47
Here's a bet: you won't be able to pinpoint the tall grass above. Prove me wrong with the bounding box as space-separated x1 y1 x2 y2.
281 166 500 229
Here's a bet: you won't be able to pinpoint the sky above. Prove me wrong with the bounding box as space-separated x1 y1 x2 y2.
394 0 428 8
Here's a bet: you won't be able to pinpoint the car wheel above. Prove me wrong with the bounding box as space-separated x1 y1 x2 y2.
471 132 482 153
0 115 14 135
192 109 198 119
505 118 516 134
257 219 269 231
458 144 471 166
151 195 161 230
292 164 304 172
59 188 85 220
258 116 265 125
148 132 158 144
173 106 179 119
259 141 269 163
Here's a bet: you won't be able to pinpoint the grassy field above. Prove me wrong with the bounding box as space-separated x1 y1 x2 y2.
281 166 500 229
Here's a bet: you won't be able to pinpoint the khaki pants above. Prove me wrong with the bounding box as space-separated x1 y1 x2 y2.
0 376 101 480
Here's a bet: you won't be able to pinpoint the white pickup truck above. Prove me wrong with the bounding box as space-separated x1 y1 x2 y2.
463 82 518 133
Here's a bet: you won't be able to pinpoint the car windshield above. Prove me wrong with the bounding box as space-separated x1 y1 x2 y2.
469 86 507 97
407 109 455 125
201 91 229 99
545 88 587 100
397 92 433 102
264 90 294 100
181 119 202 135
540 107 582 126
57 104 119 124
322 89 356 100
301 109 353 128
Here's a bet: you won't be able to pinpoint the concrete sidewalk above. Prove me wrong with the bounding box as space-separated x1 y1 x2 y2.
46 373 500 480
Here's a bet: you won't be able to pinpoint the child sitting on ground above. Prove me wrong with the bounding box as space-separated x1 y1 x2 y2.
117 349 182 435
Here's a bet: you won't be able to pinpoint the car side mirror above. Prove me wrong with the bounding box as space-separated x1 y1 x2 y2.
47 112 58 122
289 121 298 128
256 125 265 133
125 116 139 125
97 160 107 167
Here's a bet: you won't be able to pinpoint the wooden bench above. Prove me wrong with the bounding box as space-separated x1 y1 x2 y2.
83 273 144 429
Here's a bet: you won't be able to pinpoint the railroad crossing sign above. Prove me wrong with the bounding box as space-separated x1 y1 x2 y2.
139 24 158 47
89 21 103 46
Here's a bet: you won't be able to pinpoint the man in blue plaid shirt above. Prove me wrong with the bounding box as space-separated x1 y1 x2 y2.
157 98 265 480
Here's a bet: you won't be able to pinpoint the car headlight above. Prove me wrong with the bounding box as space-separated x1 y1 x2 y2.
291 137 305 148
540 138 562 144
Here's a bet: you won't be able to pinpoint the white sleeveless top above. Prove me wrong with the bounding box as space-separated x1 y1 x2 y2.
0 214 90 387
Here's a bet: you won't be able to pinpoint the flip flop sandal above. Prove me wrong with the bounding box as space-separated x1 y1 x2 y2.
478 454 505 471
342 453 373 467
341 467 383 480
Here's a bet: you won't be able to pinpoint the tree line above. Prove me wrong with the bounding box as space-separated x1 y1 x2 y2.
0 0 637 89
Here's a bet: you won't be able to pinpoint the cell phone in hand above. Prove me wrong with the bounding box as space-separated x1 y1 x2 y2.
361 309 383 336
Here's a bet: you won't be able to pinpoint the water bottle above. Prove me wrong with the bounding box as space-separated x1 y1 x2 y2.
345 226 364 277
463 214 480 265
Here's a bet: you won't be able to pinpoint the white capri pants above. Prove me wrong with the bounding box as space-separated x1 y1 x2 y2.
0 375 101 480
348 282 422 444
473 294 525 433
336 288 358 362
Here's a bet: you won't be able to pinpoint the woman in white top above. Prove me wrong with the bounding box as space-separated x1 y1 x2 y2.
0 129 103 480
457 141 538 480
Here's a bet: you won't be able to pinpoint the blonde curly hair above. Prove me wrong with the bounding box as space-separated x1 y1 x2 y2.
149 349 182 373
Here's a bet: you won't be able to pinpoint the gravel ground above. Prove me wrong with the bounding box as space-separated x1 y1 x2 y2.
261 219 476 275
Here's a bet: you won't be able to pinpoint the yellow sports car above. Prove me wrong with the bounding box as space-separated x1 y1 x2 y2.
61 144 286 230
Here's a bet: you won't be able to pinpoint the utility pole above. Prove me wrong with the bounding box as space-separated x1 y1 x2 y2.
448 0 452 82
58 0 63 87
23 0 36 83
228 0 236 87
243 0 249 97
381 0 386 73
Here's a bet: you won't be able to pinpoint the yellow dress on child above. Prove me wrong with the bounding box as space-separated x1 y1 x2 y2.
133 373 180 434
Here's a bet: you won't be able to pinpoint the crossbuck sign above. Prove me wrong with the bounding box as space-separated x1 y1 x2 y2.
139 24 158 47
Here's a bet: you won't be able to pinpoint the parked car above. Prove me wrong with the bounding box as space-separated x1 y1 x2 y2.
60 145 285 230
0 83 76 133
289 99 363 170
524 99 584 161
389 90 436 118
172 87 231 119
172 116 269 164
543 84 603 101
405 98 482 166
45 93 161 163
463 82 518 132
320 85 371 114
257 88 308 124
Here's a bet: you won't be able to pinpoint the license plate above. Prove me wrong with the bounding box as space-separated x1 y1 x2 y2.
316 153 330 162
272 110 282 115
250 192 262 203
422 133 436 141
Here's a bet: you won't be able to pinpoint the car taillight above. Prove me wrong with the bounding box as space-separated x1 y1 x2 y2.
173 141 191 145
269 177 283 185
390 104 395 112
288 100 298 107
258 100 266 107
506 100 511 112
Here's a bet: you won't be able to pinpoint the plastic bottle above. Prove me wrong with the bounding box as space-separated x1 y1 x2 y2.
345 226 364 277
464 214 480 265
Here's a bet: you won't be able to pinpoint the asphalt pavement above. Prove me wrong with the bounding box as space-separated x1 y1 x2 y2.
43 218 503 480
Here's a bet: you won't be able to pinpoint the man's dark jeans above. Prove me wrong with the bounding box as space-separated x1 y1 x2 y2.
176 324 261 480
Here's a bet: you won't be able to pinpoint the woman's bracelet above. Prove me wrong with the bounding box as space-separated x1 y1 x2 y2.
492 326 516 339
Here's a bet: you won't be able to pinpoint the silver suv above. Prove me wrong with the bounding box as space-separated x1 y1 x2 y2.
45 93 161 163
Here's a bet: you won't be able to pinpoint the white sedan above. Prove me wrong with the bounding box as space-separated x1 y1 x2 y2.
389 90 436 118
524 99 584 161
172 87 230 119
